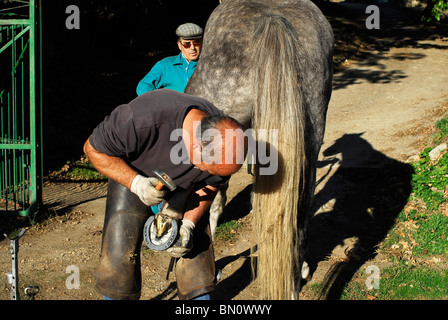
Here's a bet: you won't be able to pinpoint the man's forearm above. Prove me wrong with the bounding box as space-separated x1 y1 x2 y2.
183 185 218 225
83 138 137 189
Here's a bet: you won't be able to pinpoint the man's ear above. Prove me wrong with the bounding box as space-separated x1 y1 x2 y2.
191 140 203 165
192 140 202 152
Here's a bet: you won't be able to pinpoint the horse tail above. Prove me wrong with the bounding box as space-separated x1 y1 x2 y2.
251 14 306 300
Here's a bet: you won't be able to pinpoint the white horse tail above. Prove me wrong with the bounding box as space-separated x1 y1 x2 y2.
251 14 306 300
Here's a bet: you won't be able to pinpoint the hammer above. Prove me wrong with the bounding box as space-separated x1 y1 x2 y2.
151 169 177 240
152 169 177 192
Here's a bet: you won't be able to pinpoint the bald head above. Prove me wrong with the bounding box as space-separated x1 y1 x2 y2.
194 115 246 176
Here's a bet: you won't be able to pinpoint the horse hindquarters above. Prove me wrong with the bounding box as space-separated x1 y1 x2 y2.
186 0 334 300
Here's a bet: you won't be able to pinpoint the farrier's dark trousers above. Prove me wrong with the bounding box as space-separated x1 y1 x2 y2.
94 179 215 300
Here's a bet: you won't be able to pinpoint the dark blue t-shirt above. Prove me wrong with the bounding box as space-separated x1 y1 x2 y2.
89 89 229 189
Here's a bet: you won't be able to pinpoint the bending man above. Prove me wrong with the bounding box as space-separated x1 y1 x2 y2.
83 89 245 300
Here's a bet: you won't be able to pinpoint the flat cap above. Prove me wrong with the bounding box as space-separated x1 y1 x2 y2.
176 23 203 39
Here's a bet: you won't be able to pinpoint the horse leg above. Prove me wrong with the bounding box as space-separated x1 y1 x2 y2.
209 181 229 239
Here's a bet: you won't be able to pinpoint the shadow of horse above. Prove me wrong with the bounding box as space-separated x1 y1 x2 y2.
213 248 255 300
306 133 413 299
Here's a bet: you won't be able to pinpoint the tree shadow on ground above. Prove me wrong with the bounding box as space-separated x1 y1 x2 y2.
316 0 448 90
306 133 413 300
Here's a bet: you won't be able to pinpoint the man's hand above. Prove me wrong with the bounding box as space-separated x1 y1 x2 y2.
130 174 166 206
167 219 195 258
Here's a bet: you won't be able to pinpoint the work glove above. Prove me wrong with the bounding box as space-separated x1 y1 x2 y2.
167 219 195 258
130 174 166 206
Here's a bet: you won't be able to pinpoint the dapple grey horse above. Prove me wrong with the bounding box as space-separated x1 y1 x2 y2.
186 0 334 299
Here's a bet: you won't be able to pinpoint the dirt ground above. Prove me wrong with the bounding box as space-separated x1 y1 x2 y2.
1 4 448 301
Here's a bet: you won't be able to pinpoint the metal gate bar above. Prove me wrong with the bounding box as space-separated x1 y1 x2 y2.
0 0 42 216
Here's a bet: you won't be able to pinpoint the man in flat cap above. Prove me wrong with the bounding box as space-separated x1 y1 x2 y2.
136 23 203 95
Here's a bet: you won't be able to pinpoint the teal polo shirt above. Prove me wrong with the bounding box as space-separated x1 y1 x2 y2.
136 52 197 95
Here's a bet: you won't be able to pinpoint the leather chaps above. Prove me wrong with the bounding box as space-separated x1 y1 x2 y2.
94 179 215 300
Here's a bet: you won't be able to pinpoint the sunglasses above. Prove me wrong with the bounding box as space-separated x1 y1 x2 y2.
179 40 202 48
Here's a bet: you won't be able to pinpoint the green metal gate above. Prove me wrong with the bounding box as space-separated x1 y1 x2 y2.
0 0 42 216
